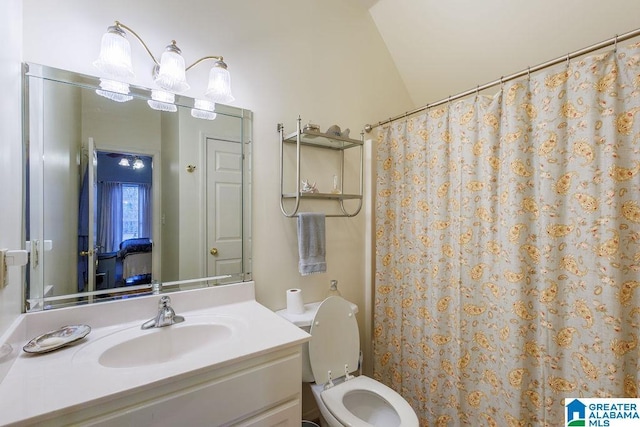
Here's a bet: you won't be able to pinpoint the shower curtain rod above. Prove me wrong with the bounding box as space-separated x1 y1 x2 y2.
364 27 640 133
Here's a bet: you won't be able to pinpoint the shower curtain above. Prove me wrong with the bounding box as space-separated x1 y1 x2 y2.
374 42 640 425
98 181 123 253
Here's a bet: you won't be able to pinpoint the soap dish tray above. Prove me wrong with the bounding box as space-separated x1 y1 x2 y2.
23 324 91 354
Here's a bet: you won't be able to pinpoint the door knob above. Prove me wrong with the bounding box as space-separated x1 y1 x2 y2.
79 250 93 257
210 248 219 256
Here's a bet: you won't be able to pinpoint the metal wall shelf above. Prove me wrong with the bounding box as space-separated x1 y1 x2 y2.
282 130 364 150
281 192 363 200
278 117 364 218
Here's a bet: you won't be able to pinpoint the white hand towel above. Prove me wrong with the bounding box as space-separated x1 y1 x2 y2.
297 213 326 276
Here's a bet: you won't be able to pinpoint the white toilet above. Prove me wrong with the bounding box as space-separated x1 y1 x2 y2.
278 296 418 427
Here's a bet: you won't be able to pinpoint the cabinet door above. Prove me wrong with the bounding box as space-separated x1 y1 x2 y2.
78 351 302 427
234 399 300 427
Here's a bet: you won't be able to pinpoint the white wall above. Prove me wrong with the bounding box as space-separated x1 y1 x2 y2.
42 80 81 297
0 0 23 333
370 0 640 106
161 112 180 281
82 92 162 153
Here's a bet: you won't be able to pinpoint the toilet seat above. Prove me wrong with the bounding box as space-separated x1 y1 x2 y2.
308 296 360 386
320 376 418 427
307 297 419 426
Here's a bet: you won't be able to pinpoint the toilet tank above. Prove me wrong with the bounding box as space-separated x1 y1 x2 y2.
276 300 358 383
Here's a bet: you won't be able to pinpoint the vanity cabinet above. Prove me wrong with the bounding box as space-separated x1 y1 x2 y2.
278 117 364 217
36 347 302 427
0 283 309 427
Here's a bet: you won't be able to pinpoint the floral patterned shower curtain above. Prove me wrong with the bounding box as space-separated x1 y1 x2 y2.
374 42 640 425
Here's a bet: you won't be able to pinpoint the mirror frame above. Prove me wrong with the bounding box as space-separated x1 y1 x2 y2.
22 63 252 311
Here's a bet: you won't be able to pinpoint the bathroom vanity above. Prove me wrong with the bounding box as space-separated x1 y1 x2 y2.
0 282 310 426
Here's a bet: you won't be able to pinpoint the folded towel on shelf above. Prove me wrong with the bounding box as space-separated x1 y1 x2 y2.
297 212 326 276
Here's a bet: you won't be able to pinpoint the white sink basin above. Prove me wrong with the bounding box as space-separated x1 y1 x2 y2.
73 313 244 369
99 323 233 368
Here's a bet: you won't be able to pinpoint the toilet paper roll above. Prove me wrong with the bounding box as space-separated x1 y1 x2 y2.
286 288 305 314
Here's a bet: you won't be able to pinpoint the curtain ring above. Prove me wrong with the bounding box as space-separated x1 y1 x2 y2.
614 34 619 52
566 53 570 67
500 76 505 92
527 66 531 81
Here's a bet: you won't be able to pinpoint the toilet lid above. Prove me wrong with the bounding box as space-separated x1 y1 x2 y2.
309 296 360 385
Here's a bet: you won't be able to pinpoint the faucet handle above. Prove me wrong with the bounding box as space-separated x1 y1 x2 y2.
158 295 171 308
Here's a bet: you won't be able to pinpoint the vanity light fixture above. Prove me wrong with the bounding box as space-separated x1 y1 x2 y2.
132 157 145 170
148 89 177 112
93 21 234 118
190 99 217 120
118 156 145 169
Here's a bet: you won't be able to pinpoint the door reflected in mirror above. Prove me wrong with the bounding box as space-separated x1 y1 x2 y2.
24 63 252 311
81 151 154 294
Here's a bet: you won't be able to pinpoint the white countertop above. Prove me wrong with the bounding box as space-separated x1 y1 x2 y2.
0 282 310 426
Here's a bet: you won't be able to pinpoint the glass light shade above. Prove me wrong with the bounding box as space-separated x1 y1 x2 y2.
118 157 130 167
191 99 217 120
95 78 133 103
132 158 145 169
93 29 135 79
154 49 190 93
147 89 177 112
205 64 234 104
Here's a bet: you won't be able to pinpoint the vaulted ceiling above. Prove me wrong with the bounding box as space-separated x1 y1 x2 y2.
364 0 640 108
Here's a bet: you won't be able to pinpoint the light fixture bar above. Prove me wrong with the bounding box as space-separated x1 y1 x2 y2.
108 21 229 77
185 55 224 72
113 21 160 66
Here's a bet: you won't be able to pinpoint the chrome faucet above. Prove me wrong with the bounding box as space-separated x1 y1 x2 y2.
141 296 185 329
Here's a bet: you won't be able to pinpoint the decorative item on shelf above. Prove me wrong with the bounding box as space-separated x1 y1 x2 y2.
301 180 319 194
331 174 342 194
340 128 351 138
92 21 234 119
303 122 320 132
325 124 341 136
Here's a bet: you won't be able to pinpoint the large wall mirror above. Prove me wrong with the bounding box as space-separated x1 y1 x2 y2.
24 63 252 311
